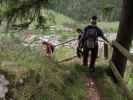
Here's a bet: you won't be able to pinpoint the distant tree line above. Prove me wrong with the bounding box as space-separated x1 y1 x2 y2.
0 0 121 30
0 0 49 30
49 0 121 22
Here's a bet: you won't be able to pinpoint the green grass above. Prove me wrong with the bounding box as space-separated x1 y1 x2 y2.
90 65 127 100
76 63 128 100
0 59 86 100
47 10 119 40
98 21 119 33
0 21 128 100
59 31 77 40
0 33 132 100
126 64 133 92
48 10 75 25
0 35 85 100
54 47 75 61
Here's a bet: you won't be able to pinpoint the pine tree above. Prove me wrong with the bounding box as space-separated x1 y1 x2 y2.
0 0 48 28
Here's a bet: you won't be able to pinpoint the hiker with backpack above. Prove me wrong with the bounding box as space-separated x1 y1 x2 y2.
77 16 109 71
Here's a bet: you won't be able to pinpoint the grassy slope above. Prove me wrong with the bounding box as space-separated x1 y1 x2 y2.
49 10 119 33
50 12 130 100
75 60 128 100
50 10 75 25
93 65 127 100
0 35 130 100
98 21 119 33
0 35 85 100
0 11 127 100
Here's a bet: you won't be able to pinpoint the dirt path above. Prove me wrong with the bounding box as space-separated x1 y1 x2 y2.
83 76 103 100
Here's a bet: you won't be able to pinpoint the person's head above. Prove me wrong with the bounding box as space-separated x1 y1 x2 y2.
76 28 82 33
90 16 98 26
42 41 47 45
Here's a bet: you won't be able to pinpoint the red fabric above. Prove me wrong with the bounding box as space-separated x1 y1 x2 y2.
43 42 54 54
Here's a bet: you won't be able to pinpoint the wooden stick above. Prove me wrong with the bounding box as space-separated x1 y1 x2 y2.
58 55 77 63
55 38 77 47
112 41 133 63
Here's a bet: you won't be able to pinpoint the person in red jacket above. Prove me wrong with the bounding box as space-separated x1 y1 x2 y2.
42 41 55 58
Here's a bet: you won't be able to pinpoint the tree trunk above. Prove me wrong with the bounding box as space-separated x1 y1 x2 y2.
111 0 133 77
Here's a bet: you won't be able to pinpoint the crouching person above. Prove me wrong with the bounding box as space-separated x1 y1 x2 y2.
42 40 55 59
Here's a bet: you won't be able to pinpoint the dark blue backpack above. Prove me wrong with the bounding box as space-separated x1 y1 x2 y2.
81 26 98 49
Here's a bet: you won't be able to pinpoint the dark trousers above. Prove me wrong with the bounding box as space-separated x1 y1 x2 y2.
82 45 98 67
